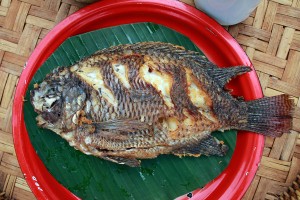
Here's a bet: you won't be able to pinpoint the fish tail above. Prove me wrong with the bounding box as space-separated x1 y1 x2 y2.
241 94 294 137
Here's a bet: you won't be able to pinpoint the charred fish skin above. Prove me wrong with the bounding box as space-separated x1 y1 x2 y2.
30 42 293 167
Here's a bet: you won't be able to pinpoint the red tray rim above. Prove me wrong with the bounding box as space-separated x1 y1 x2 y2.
12 0 264 199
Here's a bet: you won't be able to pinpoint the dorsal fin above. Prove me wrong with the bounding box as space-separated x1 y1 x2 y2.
96 42 201 59
205 66 252 88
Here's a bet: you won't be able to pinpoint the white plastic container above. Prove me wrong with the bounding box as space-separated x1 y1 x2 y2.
194 0 261 25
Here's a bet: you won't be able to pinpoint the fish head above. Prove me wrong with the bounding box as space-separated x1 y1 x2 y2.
30 67 86 131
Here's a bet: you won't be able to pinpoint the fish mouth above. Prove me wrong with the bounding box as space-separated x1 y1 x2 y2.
36 114 63 136
31 82 56 111
30 82 63 125
36 114 48 127
30 87 45 113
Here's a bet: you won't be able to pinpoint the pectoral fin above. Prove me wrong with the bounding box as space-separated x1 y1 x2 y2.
94 118 150 132
172 135 228 157
103 156 141 167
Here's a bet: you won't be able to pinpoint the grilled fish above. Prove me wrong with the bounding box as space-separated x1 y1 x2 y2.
31 42 293 167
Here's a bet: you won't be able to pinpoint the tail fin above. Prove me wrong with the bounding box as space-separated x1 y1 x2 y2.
242 94 294 137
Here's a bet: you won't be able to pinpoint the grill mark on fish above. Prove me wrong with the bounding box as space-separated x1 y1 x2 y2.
169 65 200 118
182 109 196 127
60 71 85 130
128 58 158 102
73 62 118 107
183 65 221 124
112 55 166 126
139 61 174 108
92 56 168 138
89 90 102 122
120 55 161 103
184 68 219 123
124 56 168 124
187 62 239 126
102 61 125 95
185 68 212 110
112 62 131 89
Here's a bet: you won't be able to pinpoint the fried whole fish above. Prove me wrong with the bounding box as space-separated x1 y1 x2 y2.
31 42 293 167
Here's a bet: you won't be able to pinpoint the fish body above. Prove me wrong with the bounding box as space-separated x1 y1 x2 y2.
31 42 293 167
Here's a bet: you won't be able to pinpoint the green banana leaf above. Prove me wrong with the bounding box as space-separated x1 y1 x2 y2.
24 22 236 200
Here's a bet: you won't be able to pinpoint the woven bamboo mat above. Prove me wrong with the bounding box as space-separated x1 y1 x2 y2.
0 0 299 199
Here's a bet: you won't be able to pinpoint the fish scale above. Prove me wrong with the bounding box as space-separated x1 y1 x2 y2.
101 60 165 126
31 42 293 167
69 50 217 148
74 56 170 149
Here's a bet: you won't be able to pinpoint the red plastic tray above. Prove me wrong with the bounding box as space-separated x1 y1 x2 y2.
13 0 264 199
